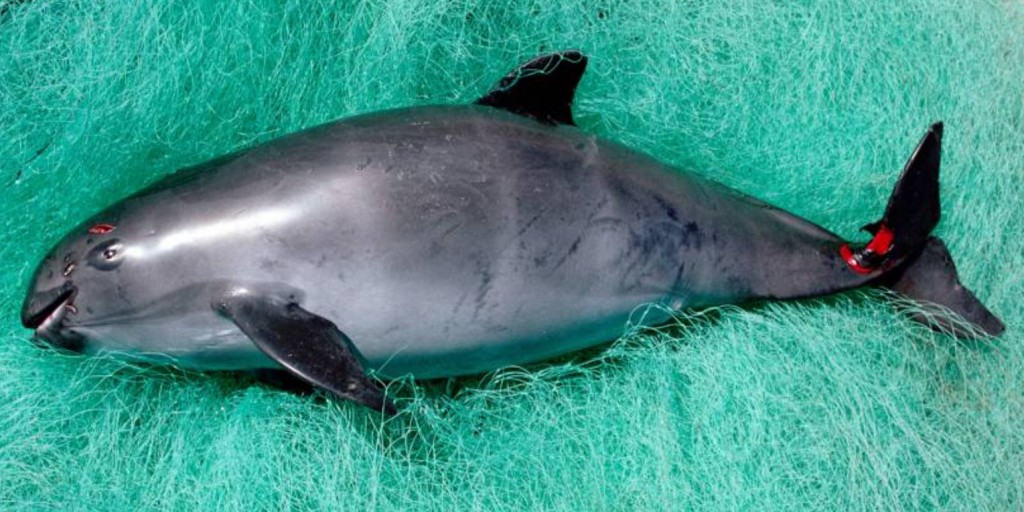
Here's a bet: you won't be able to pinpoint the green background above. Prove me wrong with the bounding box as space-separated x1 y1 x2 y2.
1 1 1021 510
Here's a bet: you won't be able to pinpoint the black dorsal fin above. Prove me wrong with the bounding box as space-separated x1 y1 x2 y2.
474 50 588 126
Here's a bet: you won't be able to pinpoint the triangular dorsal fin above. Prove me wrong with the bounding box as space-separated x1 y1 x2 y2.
474 51 587 126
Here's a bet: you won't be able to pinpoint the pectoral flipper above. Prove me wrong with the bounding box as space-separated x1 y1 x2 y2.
215 292 397 415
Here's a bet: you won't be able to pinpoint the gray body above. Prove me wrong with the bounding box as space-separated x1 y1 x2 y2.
26 105 867 379
21 52 1003 415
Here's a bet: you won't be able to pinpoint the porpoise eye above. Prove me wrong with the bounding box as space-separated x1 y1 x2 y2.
88 239 125 270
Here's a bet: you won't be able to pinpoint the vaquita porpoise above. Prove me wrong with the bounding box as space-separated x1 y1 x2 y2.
21 51 1004 414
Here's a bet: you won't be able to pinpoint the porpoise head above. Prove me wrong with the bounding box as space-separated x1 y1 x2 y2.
21 209 138 353
20 196 297 367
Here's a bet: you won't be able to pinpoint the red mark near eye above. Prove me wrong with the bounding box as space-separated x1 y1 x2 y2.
88 223 116 235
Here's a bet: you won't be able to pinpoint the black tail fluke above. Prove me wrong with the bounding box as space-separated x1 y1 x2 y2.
843 123 1003 338
843 123 944 274
874 122 943 260
885 238 1005 337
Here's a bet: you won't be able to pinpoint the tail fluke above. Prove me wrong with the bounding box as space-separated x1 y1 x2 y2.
885 237 1005 337
872 122 943 260
841 122 1003 338
841 122 943 274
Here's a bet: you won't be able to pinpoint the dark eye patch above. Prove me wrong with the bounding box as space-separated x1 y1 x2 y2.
88 239 125 270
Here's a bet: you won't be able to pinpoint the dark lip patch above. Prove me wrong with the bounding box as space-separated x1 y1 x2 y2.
22 285 76 329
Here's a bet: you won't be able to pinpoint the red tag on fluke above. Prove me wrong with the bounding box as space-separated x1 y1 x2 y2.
863 224 895 256
839 223 895 274
88 223 116 235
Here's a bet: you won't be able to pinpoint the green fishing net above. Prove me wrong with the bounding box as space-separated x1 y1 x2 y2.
1 1 1021 510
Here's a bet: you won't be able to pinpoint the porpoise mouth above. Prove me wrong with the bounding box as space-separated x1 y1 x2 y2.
22 284 77 329
22 284 83 352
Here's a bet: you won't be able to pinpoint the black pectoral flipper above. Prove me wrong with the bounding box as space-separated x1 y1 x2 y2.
216 293 397 415
475 50 587 125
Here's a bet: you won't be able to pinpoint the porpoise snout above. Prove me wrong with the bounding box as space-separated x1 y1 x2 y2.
21 280 83 352
21 281 76 329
